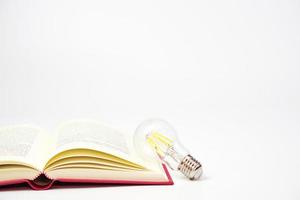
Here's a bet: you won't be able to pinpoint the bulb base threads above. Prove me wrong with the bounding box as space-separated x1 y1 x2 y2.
178 155 202 180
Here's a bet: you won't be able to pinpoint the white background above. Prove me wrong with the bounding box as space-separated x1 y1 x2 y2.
0 0 300 199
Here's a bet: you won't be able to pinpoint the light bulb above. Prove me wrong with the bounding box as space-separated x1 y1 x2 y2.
134 119 203 180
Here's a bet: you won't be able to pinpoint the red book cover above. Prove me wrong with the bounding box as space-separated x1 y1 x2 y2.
0 164 173 190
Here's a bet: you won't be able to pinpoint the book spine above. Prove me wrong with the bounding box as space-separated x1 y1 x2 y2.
26 173 55 190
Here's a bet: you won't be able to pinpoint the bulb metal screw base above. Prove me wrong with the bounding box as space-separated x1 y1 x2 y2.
178 155 203 180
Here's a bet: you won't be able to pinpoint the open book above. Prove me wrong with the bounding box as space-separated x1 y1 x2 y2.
0 120 173 190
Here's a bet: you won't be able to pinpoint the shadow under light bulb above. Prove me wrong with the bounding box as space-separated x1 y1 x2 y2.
134 119 203 180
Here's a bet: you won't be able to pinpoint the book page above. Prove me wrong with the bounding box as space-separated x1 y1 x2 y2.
0 125 55 171
51 120 162 171
56 120 129 156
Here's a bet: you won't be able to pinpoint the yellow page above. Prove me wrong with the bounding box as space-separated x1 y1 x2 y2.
47 120 162 172
0 125 55 171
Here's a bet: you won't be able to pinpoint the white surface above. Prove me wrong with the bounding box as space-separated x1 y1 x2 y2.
0 0 300 199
